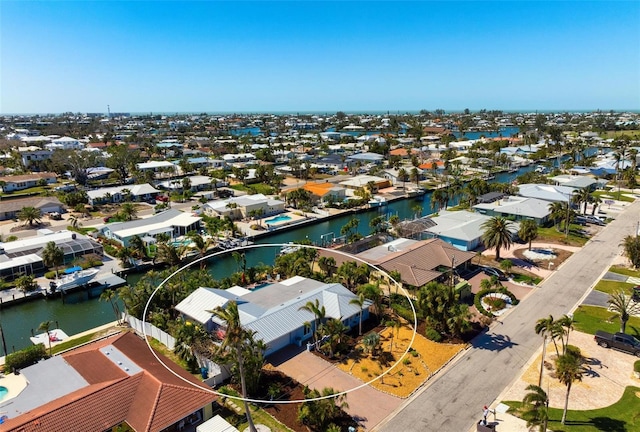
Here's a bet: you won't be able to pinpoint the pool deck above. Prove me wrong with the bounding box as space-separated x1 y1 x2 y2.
0 371 29 403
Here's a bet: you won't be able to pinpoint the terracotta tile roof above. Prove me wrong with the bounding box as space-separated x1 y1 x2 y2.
4 332 216 432
389 148 409 157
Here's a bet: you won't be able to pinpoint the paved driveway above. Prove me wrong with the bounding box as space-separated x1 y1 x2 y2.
268 346 402 430
377 199 640 432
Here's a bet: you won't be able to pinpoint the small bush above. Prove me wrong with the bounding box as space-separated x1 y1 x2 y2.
485 296 506 311
425 328 442 342
634 360 640 373
5 344 47 372
44 271 57 279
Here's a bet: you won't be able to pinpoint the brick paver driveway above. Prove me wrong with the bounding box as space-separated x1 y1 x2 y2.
268 346 402 431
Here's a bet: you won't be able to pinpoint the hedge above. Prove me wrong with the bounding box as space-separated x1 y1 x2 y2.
5 344 47 372
635 360 640 373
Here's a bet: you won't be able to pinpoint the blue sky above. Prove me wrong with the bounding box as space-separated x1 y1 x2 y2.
1 1 638 114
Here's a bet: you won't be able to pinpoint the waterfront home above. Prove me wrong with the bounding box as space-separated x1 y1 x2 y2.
204 193 285 220
0 196 64 221
347 152 385 164
0 172 57 192
302 182 347 204
473 196 551 225
101 208 201 247
425 211 507 251
339 175 391 194
0 331 217 432
176 276 370 356
157 175 216 192
550 174 598 191
16 146 53 169
44 136 83 150
136 160 177 175
86 183 160 205
221 153 256 164
517 184 576 203
0 229 103 280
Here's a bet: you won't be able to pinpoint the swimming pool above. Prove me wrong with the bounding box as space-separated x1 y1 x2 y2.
265 215 292 225
0 386 8 401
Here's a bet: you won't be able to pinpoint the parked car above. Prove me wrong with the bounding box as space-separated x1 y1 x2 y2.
585 215 606 226
482 266 508 281
633 286 640 302
574 216 588 226
594 330 640 357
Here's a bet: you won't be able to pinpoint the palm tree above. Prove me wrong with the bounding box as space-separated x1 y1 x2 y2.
573 188 591 215
210 301 258 432
621 234 640 269
556 314 574 351
590 193 602 216
481 216 515 260
155 243 185 267
521 384 549 432
119 202 137 221
607 289 638 333
38 320 54 357
518 220 538 251
128 235 147 260
100 288 122 324
41 241 64 278
349 293 366 336
430 188 448 212
397 168 407 190
116 246 136 268
187 231 213 269
319 318 348 358
18 206 42 226
547 201 566 231
534 315 554 386
318 256 337 278
555 349 585 425
68 214 82 229
298 299 326 345
358 283 383 322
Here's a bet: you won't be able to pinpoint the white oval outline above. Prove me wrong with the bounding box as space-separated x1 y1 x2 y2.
142 243 418 404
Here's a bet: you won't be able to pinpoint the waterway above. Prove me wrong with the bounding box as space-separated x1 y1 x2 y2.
0 145 608 353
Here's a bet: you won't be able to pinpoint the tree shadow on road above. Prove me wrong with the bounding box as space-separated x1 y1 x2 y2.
471 332 518 352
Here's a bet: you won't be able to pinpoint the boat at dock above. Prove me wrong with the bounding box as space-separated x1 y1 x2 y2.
51 267 100 292
368 196 388 207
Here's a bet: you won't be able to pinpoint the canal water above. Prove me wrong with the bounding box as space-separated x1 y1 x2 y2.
0 145 607 353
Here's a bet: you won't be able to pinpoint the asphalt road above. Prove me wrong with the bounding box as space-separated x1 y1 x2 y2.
377 199 640 432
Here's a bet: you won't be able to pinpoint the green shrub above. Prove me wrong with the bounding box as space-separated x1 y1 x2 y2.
44 271 57 279
425 328 442 342
5 344 47 372
634 360 640 373
475 287 519 317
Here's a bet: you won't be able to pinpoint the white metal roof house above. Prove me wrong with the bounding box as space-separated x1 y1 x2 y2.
425 210 499 251
101 209 201 247
473 196 552 225
175 276 371 356
517 184 576 203
204 193 285 220
86 183 160 205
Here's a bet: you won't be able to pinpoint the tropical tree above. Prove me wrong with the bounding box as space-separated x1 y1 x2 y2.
117 246 136 268
358 283 383 322
518 219 539 251
100 288 122 325
417 281 471 339
534 315 555 386
38 320 54 357
187 231 213 269
349 293 366 336
318 256 337 278
607 289 639 333
15 274 38 293
481 216 515 260
297 386 349 431
18 206 42 226
155 243 185 267
68 214 82 229
119 202 137 221
318 318 348 358
397 168 407 190
362 332 381 355
521 384 549 432
210 301 259 432
621 234 640 269
555 347 585 425
590 194 602 216
430 188 449 212
573 188 592 215
298 299 326 345
548 201 566 231
128 235 147 260
555 314 574 352
41 241 64 278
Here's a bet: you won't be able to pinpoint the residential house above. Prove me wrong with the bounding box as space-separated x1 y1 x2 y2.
0 229 103 280
176 276 370 356
0 331 217 432
425 210 518 251
517 184 576 203
302 182 347 204
101 208 201 247
87 183 160 205
45 136 84 151
550 175 598 191
204 194 285 220
473 196 552 225
0 196 64 221
0 172 57 192
17 146 53 169
339 175 391 196
347 152 385 165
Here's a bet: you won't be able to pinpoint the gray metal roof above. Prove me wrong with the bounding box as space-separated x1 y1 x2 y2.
0 356 88 417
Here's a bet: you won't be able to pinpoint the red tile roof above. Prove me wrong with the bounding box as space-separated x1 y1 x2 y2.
3 331 216 432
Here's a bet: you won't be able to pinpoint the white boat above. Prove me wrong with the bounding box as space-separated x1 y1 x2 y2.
279 242 301 256
368 196 388 207
53 268 100 292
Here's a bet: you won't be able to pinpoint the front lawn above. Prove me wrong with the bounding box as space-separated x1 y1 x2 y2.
594 280 637 295
511 273 542 285
505 386 640 432
535 226 589 246
572 305 640 337
608 265 640 278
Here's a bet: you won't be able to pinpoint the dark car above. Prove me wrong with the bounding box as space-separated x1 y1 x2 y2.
633 286 640 302
594 330 640 357
482 266 508 281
